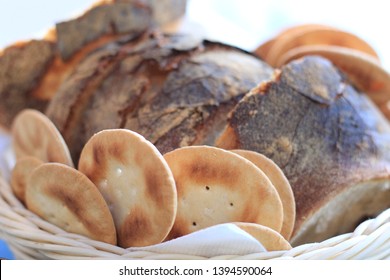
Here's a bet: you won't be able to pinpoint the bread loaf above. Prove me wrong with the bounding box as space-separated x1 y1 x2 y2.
217 56 390 245
0 0 186 128
0 40 56 127
46 33 274 163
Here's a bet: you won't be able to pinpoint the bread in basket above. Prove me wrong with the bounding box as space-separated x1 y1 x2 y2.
1 1 390 260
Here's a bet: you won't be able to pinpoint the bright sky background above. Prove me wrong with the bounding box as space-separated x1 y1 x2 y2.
0 0 389 71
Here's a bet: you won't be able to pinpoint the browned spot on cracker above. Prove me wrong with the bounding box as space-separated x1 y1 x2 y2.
47 186 83 218
119 206 153 247
45 184 107 239
93 143 105 166
242 201 260 223
183 159 241 191
143 164 165 207
108 140 128 164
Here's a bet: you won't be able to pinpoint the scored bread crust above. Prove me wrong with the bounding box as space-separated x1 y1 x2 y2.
0 0 187 128
45 33 274 163
0 40 56 127
55 1 151 61
55 0 187 60
217 56 390 244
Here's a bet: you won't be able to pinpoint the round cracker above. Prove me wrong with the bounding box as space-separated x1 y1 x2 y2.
255 37 277 60
10 156 43 203
233 222 292 251
266 27 379 67
25 163 117 245
78 129 177 248
163 145 283 240
258 24 336 66
11 109 74 167
231 149 296 240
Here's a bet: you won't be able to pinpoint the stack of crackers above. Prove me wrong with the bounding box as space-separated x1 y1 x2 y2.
10 109 295 251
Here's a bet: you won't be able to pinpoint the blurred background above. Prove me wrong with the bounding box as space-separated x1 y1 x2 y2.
1 0 390 70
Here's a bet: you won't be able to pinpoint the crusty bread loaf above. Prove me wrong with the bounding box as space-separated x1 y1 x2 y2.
217 56 390 245
55 0 151 61
255 24 390 122
0 0 186 128
0 40 56 127
46 33 274 163
56 0 187 60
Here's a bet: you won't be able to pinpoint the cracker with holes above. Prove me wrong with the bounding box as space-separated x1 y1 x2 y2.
231 149 296 240
78 129 177 248
163 146 283 240
233 222 292 251
11 109 74 167
11 156 43 204
25 162 117 245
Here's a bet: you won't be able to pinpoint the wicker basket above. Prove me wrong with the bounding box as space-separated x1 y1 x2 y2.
1 175 390 260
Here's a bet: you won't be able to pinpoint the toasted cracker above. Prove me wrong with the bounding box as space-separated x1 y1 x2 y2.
25 163 117 245
256 24 335 65
163 146 283 240
266 27 378 67
10 156 43 203
231 149 296 240
255 24 323 58
234 222 292 251
78 129 177 248
11 109 74 167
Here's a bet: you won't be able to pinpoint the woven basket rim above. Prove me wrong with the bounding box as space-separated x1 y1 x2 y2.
1 176 390 260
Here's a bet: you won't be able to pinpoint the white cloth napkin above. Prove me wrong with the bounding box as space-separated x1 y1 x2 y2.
0 131 13 181
126 223 266 257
